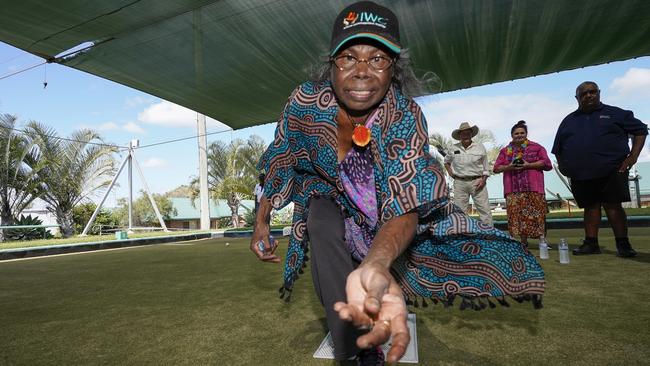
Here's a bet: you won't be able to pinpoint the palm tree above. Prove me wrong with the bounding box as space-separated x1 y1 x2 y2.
474 130 504 170
428 132 454 193
548 161 577 210
238 135 267 179
25 122 117 237
0 115 45 241
428 132 454 158
190 135 267 228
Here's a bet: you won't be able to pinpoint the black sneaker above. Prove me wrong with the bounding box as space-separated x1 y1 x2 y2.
616 241 638 258
572 241 602 255
357 346 385 366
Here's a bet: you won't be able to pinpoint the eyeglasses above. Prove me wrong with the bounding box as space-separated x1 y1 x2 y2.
331 54 393 72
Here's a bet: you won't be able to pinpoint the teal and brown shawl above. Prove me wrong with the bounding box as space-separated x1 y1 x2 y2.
259 80 545 309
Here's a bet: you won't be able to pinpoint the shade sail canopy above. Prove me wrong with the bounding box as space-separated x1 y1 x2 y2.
2 0 649 129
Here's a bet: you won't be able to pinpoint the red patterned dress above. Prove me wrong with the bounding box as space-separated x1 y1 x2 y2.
493 140 553 237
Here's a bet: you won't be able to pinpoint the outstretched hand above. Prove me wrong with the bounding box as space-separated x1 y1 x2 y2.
334 264 410 364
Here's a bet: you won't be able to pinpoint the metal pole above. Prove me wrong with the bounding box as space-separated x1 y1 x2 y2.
634 177 641 208
128 148 133 233
630 166 641 208
198 114 211 230
80 152 130 236
194 9 211 231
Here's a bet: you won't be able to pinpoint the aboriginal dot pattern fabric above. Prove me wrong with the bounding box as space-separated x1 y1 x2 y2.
258 80 545 307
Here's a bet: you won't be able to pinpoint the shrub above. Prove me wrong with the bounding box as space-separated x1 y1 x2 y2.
3 215 53 241
73 202 120 235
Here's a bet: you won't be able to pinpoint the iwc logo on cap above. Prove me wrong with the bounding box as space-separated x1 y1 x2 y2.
342 11 388 29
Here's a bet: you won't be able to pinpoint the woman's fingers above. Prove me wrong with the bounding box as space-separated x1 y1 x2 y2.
354 314 410 362
359 266 390 315
269 238 279 254
261 253 281 263
334 302 373 329
338 267 411 361
250 239 265 258
355 318 391 349
364 296 381 315
250 236 280 263
385 313 410 363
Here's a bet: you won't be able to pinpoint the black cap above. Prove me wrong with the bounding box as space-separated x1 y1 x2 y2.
330 1 401 56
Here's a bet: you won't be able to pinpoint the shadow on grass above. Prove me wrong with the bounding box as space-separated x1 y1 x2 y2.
417 318 500 366
568 243 650 264
413 302 541 336
598 249 650 264
289 317 329 350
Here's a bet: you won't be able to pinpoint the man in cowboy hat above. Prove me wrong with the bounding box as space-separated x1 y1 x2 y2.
444 122 493 226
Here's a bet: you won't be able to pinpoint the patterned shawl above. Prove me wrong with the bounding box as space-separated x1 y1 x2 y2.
259 80 545 307
258 80 446 297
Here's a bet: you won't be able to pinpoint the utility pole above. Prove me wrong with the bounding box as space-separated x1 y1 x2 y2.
128 139 134 232
194 8 210 231
198 114 211 230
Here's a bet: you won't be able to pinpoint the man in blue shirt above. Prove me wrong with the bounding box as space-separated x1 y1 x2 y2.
552 81 647 258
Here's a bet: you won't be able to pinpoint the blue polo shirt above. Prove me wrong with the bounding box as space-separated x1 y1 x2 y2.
551 103 648 180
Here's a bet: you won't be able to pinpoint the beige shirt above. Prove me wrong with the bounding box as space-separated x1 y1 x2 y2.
444 141 489 178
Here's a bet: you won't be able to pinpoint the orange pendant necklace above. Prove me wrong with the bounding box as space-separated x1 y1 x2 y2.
344 109 372 147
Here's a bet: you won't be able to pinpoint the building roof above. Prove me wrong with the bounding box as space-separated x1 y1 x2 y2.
169 197 254 220
486 161 650 201
170 162 650 213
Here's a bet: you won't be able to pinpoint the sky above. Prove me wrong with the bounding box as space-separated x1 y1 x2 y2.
1 41 649 207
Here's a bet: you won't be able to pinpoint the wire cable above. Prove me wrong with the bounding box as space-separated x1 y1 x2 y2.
134 127 232 149
1 38 110 81
0 61 47 80
0 123 128 150
0 51 32 65
0 122 233 151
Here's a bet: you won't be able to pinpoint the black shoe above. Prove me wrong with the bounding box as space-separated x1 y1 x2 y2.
572 241 602 255
357 346 385 366
616 241 638 258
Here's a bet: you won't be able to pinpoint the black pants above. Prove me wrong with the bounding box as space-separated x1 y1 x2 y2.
307 197 362 360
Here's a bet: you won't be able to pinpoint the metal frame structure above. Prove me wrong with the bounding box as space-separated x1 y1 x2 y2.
80 139 169 236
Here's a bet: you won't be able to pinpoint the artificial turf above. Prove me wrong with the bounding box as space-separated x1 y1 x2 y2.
0 228 648 365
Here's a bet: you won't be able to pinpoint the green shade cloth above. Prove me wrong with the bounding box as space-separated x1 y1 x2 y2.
1 0 649 129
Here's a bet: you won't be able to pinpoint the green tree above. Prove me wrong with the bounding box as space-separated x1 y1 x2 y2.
166 185 192 198
114 191 177 227
429 132 455 157
474 129 504 169
0 114 45 241
190 135 266 228
72 202 119 235
25 122 117 237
